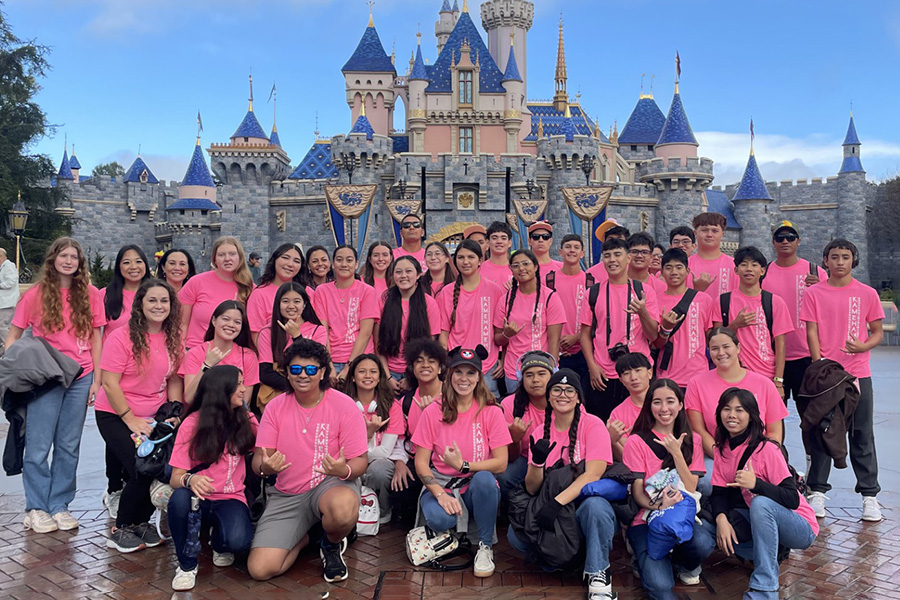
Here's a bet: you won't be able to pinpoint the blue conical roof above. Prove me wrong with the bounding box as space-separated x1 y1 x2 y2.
426 11 505 93
657 92 698 146
410 44 429 80
732 153 772 200
270 127 281 148
289 140 339 180
231 109 268 140
124 156 159 184
57 149 74 180
839 156 864 173
441 0 452 11
842 116 860 146
560 113 576 142
452 0 459 10
349 114 375 140
502 45 522 82
181 142 215 187
618 97 666 145
68 152 82 170
342 25 396 73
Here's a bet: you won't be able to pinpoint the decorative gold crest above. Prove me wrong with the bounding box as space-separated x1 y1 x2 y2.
323 184 377 218
561 185 614 221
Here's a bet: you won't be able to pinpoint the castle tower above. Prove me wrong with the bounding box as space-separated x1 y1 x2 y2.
342 6 397 137
408 35 430 153
230 75 269 146
655 84 698 161
165 137 221 269
552 18 568 113
176 139 217 205
501 37 524 153
269 90 282 148
836 112 870 282
123 155 159 185
617 92 666 163
68 144 82 183
480 0 534 103
839 112 864 174
731 146 774 256
435 0 455 55
57 146 75 182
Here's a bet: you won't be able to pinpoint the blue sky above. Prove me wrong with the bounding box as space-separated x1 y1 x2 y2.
7 0 900 185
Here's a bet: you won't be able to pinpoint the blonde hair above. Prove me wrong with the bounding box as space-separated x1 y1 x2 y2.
38 237 94 340
211 236 254 306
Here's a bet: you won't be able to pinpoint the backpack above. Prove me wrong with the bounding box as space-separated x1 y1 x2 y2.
719 290 775 349
544 270 595 291
737 440 807 496
357 485 380 536
587 279 644 346
657 289 698 371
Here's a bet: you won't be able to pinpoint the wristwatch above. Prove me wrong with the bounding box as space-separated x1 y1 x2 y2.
460 461 471 474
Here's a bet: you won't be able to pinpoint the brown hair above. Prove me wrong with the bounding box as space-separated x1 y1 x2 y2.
211 236 254 306
691 212 727 230
37 237 94 341
129 279 184 372
440 365 495 424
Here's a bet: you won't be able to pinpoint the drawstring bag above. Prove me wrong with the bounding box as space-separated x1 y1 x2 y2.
357 485 380 537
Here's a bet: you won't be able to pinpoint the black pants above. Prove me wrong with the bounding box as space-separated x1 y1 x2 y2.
559 353 591 396
584 377 628 422
96 411 156 528
782 357 812 405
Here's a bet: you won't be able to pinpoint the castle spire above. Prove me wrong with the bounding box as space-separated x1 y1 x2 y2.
553 17 568 112
248 73 254 111
501 34 522 82
462 0 468 13
733 151 772 201
367 0 374 27
839 112 864 173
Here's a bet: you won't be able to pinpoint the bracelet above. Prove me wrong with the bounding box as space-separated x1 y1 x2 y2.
340 464 352 481
435 491 444 499
184 474 194 490
180 473 190 488
202 363 211 372
501 331 512 339
118 407 132 419
659 327 673 337
773 376 784 383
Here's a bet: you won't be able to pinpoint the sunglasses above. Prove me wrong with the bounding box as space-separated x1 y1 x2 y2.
530 233 552 241
401 221 422 229
774 234 798 243
288 364 322 376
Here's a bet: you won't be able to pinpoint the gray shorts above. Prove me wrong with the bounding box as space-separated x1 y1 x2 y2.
252 477 360 550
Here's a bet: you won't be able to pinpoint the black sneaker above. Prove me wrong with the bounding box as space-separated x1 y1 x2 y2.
107 526 147 553
587 569 617 600
319 536 348 582
133 522 164 548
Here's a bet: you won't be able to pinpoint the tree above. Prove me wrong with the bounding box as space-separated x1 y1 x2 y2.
92 161 126 179
0 6 69 267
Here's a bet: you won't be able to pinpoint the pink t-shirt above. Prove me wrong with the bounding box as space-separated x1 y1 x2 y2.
632 273 667 300
179 271 249 349
579 280 660 379
257 321 328 364
800 279 885 378
412 401 511 478
493 287 566 377
394 247 427 271
406 391 442 440
179 342 260 387
95 328 176 418
553 270 590 355
623 430 705 525
712 439 819 536
430 277 450 297
762 260 827 361
256 388 368 495
438 278 504 372
500 394 547 460
313 280 379 363
688 253 739 299
359 400 405 448
246 283 315 335
480 260 512 288
371 277 389 299
724 290 793 378
609 396 644 433
102 287 136 339
170 411 259 504
684 369 788 436
585 263 610 286
528 412 612 467
537 259 563 278
377 292 441 373
656 289 716 386
12 284 106 373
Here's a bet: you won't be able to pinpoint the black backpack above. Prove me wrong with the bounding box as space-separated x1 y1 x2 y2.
657 289 698 371
719 290 775 349
587 279 644 346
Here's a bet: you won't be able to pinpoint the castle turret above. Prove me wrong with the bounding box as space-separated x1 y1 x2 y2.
655 85 698 161
68 144 82 183
176 139 217 206
270 91 282 148
836 112 870 282
124 155 159 185
839 112 864 174
481 0 534 103
342 6 397 137
57 146 75 181
165 137 221 270
501 37 524 152
552 18 568 113
435 0 455 55
618 93 666 163
408 35 429 153
349 103 376 140
731 147 774 256
230 75 269 146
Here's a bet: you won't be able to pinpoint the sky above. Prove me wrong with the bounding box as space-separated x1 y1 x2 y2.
6 0 900 186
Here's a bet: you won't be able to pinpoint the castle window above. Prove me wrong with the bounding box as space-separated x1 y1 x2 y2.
244 137 249 143
647 145 653 152
631 145 637 152
459 127 473 153
459 71 473 105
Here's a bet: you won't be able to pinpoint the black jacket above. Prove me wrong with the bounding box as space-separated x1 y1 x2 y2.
796 358 859 469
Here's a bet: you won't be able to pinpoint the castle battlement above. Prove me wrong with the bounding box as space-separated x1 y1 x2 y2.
638 156 715 177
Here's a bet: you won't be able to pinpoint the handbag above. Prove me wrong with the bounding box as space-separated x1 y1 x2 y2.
357 485 380 537
406 526 473 569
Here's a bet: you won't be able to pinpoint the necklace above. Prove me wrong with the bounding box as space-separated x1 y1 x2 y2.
299 394 324 434
336 282 353 304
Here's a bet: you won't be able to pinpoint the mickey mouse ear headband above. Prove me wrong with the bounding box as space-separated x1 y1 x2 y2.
448 345 489 371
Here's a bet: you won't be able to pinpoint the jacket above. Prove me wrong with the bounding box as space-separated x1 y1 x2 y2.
1 334 84 475
797 358 859 469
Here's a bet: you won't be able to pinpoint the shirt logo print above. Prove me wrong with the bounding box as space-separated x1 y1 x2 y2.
472 422 486 462
719 267 731 295
223 454 240 494
752 305 772 364
479 297 492 347
847 297 862 340
345 297 360 343
687 302 701 356
311 422 330 488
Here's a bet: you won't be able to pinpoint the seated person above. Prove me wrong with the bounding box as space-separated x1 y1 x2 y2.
607 352 652 461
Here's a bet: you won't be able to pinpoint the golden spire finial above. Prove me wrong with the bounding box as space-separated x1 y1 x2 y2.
565 104 571 119
537 117 544 138
510 32 515 46
611 120 619 145
248 73 254 111
367 0 375 26
360 100 366 117
462 0 468 13
553 15 568 111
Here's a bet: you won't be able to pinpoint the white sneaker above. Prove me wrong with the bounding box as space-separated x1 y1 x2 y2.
52 511 79 531
24 509 58 533
861 496 883 522
102 490 122 520
677 565 702 585
806 491 828 518
212 551 235 567
473 541 494 578
586 569 616 599
172 566 198 591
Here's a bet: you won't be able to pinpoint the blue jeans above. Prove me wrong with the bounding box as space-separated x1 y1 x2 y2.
167 487 253 571
505 377 520 394
23 373 93 514
420 471 499 546
495 455 528 498
577 496 618 575
698 455 715 497
627 522 716 600
483 362 500 399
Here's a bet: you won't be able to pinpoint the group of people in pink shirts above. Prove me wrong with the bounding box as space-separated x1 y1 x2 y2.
3 208 885 600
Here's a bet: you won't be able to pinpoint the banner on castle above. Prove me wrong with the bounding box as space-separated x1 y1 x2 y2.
385 198 423 246
561 186 614 265
512 199 548 250
324 184 377 258
506 214 521 251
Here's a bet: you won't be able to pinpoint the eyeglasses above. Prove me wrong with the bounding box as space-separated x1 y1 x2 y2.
401 221 422 229
425 251 445 258
510 261 533 270
288 364 322 376
629 249 651 256
774 234 798 243
550 386 578 399
530 233 552 241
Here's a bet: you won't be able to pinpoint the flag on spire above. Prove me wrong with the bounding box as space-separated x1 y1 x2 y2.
268 82 276 103
750 118 755 153
197 111 203 134
675 51 681 81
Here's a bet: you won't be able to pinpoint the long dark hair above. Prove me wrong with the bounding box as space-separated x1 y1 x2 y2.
183 365 256 464
343 353 394 428
448 239 483 331
506 249 542 325
128 279 183 372
421 242 454 296
361 241 394 287
269 282 321 366
302 245 335 288
713 387 765 451
541 373 583 469
155 248 197 284
632 378 694 471
258 243 305 287
203 300 257 353
378 256 431 358
105 244 151 321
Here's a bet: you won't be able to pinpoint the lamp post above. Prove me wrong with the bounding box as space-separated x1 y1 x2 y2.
340 152 356 184
8 191 29 273
525 178 536 200
581 154 595 186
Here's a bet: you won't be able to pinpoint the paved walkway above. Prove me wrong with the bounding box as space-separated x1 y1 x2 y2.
1 347 898 599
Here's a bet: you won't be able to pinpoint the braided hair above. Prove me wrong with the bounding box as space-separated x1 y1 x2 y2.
449 239 484 331
506 249 542 325
541 399 582 470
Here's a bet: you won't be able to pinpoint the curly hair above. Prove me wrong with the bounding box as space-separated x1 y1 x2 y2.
211 236 254 306
506 249 542 325
128 279 183 373
282 338 332 390
38 237 94 341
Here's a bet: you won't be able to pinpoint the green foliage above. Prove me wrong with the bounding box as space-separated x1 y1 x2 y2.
88 250 114 289
91 161 126 179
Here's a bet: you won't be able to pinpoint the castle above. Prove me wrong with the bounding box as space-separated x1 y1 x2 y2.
54 0 874 282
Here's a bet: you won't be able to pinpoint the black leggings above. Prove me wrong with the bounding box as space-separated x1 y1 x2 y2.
96 411 156 528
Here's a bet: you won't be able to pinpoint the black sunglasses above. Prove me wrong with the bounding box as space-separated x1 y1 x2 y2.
288 364 322 376
401 221 422 229
774 234 798 243
530 233 552 241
